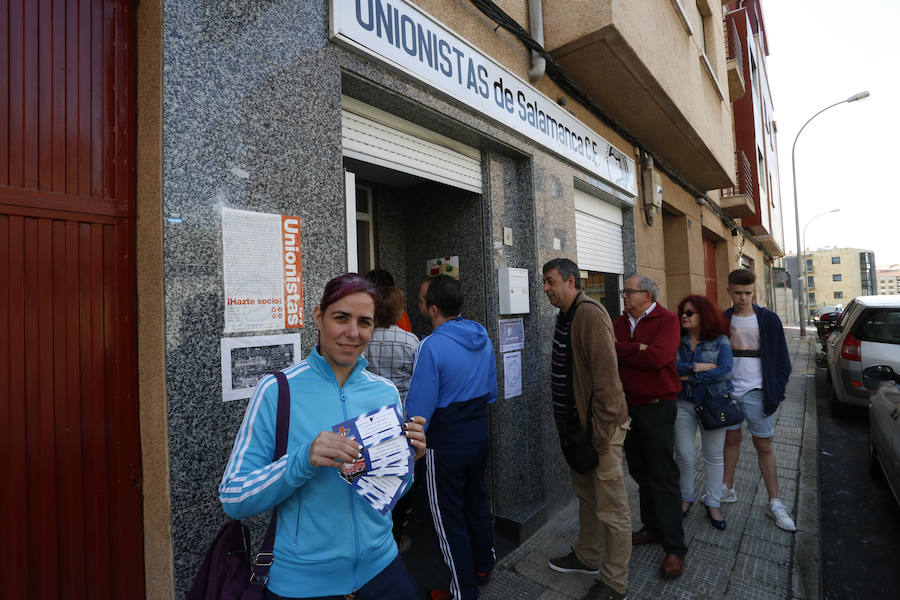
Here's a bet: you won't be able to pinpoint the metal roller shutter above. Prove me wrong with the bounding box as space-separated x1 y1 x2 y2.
574 188 625 274
341 97 482 193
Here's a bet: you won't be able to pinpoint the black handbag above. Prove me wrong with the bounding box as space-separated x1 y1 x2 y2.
558 424 599 475
695 389 744 430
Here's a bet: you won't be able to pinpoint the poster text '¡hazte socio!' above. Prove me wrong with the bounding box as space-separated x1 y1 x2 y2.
225 297 283 306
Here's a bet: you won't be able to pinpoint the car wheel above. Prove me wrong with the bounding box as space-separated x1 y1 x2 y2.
830 386 848 418
869 434 885 482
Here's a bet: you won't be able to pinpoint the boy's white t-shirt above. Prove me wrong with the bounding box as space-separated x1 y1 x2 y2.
730 313 763 396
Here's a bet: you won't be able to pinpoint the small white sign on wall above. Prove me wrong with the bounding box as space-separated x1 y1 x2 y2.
503 351 523 399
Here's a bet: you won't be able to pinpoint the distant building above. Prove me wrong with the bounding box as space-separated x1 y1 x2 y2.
784 248 876 319
877 264 900 295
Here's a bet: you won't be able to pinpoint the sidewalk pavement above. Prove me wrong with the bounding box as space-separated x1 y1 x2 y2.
479 333 820 600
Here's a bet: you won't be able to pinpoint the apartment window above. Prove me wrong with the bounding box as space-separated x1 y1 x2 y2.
695 1 708 55
808 292 816 304
834 291 844 299
807 275 815 288
758 151 766 194
805 258 813 270
833 274 842 282
832 256 841 264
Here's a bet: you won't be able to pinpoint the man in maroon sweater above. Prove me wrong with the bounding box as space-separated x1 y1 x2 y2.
613 274 686 578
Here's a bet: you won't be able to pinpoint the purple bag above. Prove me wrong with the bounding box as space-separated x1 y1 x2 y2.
185 520 252 600
187 372 291 600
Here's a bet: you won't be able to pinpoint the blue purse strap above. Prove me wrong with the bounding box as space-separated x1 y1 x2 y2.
248 371 291 587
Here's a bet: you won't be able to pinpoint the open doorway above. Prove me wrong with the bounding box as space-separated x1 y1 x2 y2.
344 157 495 592
344 158 487 339
582 271 622 320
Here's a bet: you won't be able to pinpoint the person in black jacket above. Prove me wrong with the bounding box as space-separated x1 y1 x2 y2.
721 268 796 531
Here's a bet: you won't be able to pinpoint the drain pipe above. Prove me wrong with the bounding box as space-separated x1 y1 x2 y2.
527 0 546 82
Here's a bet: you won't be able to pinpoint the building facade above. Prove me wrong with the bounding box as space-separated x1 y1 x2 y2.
877 264 900 295
2 1 789 597
785 248 877 317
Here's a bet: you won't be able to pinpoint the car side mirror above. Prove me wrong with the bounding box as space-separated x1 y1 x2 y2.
863 365 898 389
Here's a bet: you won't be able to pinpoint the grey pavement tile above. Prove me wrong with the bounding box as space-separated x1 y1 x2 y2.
739 533 792 565
537 590 578 600
479 569 549 600
689 512 746 548
507 544 596 597
742 515 795 548
775 466 799 483
725 553 791 599
774 425 804 443
773 442 801 464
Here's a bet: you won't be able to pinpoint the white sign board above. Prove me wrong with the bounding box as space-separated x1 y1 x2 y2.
222 208 304 333
503 351 523 399
330 0 637 196
498 318 525 353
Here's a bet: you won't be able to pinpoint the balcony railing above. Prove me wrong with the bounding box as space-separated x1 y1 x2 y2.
721 150 752 198
724 16 743 76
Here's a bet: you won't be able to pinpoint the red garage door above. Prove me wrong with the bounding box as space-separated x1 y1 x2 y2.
0 2 144 598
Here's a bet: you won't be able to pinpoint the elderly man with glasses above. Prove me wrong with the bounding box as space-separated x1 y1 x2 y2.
612 274 686 578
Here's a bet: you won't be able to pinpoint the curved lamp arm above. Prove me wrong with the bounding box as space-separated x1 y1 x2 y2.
791 91 869 334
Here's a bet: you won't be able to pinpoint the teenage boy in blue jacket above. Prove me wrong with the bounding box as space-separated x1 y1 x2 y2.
406 275 498 600
721 268 796 531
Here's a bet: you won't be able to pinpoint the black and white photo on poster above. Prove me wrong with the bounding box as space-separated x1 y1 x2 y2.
220 334 302 401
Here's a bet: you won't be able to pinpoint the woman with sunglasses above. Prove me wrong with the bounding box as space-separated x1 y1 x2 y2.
219 273 427 599
673 294 733 530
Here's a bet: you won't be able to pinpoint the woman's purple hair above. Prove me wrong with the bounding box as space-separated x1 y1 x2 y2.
677 294 729 341
319 273 378 313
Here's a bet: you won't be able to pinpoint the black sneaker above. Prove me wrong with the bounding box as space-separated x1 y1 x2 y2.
475 570 491 586
547 549 600 575
584 581 627 600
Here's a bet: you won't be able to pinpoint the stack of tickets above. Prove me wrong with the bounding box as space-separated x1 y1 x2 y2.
332 404 414 514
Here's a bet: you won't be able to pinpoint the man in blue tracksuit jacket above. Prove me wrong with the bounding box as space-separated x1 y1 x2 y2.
406 275 498 600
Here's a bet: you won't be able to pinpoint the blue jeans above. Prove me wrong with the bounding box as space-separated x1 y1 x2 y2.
674 399 726 507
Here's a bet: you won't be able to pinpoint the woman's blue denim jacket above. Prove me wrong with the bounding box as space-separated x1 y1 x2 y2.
676 333 734 404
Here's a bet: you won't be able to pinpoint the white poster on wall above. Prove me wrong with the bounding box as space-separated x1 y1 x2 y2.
498 318 525 353
503 351 523 399
220 334 302 402
222 208 304 333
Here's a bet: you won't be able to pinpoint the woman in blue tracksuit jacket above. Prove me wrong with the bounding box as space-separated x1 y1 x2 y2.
673 295 734 531
219 274 427 599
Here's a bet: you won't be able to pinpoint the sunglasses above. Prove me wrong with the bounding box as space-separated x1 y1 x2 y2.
680 310 697 317
619 289 647 297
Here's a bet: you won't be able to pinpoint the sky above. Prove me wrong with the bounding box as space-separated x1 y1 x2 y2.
761 0 900 267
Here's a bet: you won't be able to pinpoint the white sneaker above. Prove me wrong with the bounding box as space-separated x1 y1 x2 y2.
721 484 738 503
767 499 797 531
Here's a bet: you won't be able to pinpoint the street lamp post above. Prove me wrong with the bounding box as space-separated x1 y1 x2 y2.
801 208 841 324
791 90 870 336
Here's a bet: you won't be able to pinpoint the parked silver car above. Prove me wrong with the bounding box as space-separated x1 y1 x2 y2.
825 295 900 416
866 366 900 506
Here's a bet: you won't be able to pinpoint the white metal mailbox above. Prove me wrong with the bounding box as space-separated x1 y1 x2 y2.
498 267 530 314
